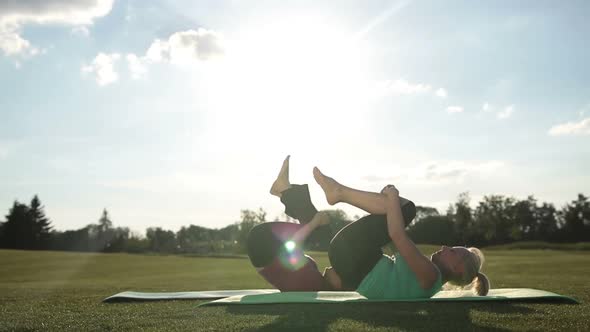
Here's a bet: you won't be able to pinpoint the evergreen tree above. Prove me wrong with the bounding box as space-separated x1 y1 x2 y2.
95 208 114 251
1 201 33 249
98 209 113 233
29 195 52 249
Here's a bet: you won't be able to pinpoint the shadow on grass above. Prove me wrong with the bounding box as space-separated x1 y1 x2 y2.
225 302 537 331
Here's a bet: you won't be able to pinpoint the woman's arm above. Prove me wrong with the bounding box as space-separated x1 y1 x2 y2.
291 211 329 243
323 266 345 290
382 186 439 290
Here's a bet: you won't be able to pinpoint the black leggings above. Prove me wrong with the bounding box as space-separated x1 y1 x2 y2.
247 183 416 289
330 200 416 289
247 222 304 268
247 184 317 268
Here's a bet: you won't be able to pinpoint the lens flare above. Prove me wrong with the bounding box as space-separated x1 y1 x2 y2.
271 226 306 271
284 240 296 252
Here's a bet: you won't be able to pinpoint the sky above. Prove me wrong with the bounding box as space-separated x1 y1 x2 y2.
1 0 589 234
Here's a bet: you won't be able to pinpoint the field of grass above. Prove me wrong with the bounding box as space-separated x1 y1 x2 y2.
0 246 588 331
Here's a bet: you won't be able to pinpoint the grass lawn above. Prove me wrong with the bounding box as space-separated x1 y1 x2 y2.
0 247 588 331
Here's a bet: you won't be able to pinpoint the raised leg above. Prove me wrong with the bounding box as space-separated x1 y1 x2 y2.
270 155 292 197
247 222 303 268
328 214 390 289
270 156 320 224
280 184 319 224
313 167 413 218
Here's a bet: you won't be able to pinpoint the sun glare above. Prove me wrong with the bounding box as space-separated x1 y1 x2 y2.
202 15 373 153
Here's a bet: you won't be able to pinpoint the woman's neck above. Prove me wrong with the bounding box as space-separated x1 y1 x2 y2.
431 259 451 284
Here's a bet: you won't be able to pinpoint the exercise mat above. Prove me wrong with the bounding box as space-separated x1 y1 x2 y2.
103 289 279 302
198 288 579 306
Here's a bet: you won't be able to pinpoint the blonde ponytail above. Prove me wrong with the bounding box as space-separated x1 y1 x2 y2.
445 247 491 296
473 272 490 296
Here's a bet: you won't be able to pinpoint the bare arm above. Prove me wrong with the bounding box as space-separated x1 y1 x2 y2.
383 186 439 290
323 266 345 290
291 211 329 243
293 213 347 291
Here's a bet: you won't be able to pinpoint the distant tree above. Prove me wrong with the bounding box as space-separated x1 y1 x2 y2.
324 209 351 231
475 195 518 245
0 197 54 250
29 195 52 249
125 231 149 253
98 208 113 233
512 196 537 241
448 192 474 244
146 227 177 253
1 201 32 249
216 223 239 243
407 215 456 245
93 209 116 251
236 208 267 253
104 227 131 252
558 194 590 242
50 228 91 252
414 206 440 224
535 202 558 241
176 225 212 253
305 209 352 251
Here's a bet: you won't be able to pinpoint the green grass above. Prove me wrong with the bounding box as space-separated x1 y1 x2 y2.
0 247 588 331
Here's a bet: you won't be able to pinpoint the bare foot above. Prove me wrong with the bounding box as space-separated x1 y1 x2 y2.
270 155 291 197
313 167 341 205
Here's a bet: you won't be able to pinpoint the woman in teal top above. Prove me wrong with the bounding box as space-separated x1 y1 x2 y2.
313 167 491 299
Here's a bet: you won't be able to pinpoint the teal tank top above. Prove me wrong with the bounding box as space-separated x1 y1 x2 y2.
356 253 443 299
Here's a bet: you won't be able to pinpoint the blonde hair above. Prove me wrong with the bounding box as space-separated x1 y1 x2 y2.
445 247 491 296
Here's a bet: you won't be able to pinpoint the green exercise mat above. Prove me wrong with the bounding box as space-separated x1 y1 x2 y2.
103 289 279 302
198 288 579 306
104 288 578 304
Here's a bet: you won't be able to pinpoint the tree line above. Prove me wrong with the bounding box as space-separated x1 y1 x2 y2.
0 198 351 254
0 192 588 254
409 192 590 246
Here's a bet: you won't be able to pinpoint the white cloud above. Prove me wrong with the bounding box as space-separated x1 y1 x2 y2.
435 88 447 98
418 160 506 185
0 140 21 160
83 28 225 85
548 117 590 136
71 26 90 37
497 104 515 119
362 160 506 185
373 80 449 100
126 54 147 79
0 0 113 57
378 79 432 95
100 171 221 194
578 103 590 117
0 145 9 160
0 25 39 56
81 52 121 86
145 28 225 65
446 106 464 113
482 102 491 112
